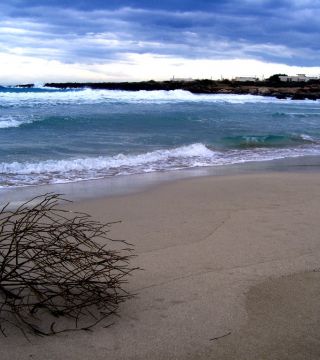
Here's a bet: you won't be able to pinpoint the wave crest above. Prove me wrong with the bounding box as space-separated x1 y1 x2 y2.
0 115 34 129
2 142 320 188
1 88 315 108
223 134 317 149
0 143 217 187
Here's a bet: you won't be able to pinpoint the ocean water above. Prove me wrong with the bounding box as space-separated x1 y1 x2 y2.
1 87 320 188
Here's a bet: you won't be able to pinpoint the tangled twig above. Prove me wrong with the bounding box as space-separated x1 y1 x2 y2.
0 193 137 336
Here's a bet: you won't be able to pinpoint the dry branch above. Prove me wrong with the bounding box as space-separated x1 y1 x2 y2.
0 193 137 336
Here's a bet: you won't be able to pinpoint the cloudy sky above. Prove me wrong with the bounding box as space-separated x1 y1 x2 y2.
1 0 320 84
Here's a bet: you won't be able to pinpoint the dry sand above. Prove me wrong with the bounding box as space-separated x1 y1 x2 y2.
1 172 320 359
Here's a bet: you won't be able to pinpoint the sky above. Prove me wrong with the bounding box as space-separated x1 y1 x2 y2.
1 0 320 84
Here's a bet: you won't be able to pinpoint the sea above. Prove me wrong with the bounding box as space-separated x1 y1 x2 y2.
1 86 320 192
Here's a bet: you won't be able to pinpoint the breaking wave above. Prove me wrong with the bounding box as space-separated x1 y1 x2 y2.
1 143 320 188
223 134 317 149
1 88 318 108
0 115 36 129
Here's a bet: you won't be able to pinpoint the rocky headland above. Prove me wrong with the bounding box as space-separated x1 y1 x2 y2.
17 79 320 100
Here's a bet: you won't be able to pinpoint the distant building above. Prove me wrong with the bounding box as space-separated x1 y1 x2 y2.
233 76 259 82
279 74 318 82
171 76 193 82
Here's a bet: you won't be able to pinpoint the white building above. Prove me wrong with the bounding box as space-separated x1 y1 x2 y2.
279 74 318 82
171 77 193 82
233 76 259 82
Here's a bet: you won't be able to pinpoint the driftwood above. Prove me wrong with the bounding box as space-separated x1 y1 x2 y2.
0 193 136 336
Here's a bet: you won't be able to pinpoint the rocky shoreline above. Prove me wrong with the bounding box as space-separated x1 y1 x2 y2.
18 79 320 100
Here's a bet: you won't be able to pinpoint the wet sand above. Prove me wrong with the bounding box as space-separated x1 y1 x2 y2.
1 172 320 359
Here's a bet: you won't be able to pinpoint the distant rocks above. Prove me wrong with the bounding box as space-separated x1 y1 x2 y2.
35 80 320 101
15 84 35 88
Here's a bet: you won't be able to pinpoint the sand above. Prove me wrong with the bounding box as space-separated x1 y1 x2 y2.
1 171 320 359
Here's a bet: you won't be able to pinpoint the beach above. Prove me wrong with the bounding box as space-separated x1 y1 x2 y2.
1 170 320 359
2 0 320 358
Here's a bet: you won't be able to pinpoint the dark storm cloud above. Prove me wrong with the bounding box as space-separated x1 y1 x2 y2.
0 0 319 66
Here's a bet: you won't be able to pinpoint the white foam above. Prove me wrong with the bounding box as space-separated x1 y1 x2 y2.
300 134 315 142
0 143 215 174
1 88 318 108
2 143 320 187
0 115 32 129
0 117 21 128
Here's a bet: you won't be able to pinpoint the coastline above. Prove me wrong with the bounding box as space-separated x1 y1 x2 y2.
41 79 320 101
2 87 320 191
1 154 320 207
1 167 320 358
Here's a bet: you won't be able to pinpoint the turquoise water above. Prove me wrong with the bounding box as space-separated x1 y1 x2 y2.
1 87 320 187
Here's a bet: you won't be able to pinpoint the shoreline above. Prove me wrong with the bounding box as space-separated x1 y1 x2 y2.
1 170 320 359
1 154 320 207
